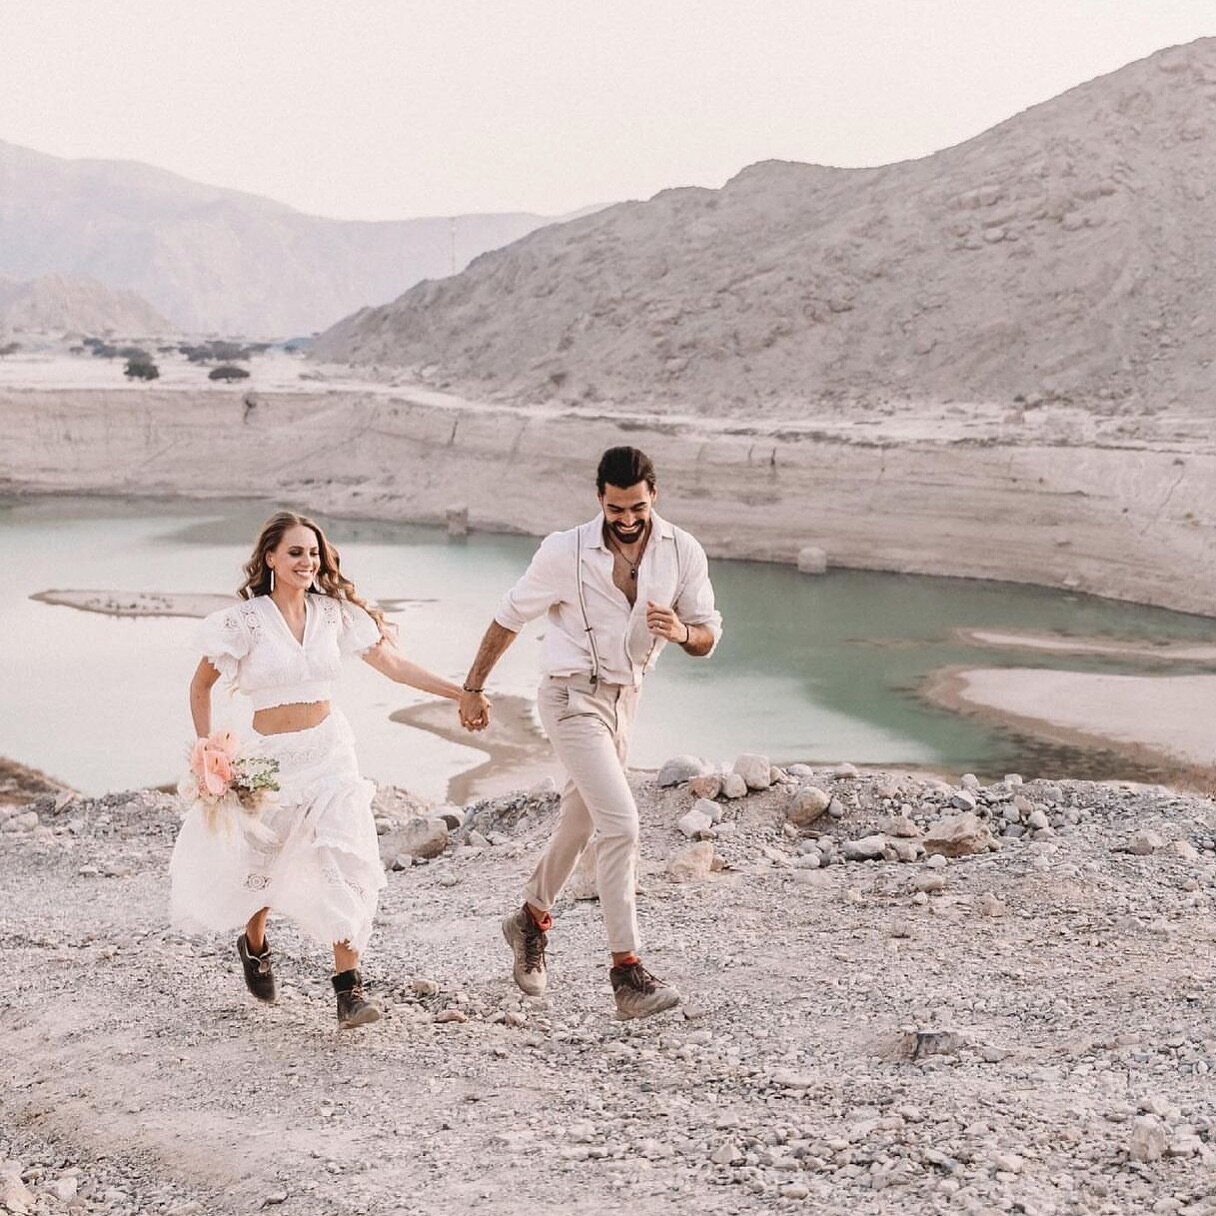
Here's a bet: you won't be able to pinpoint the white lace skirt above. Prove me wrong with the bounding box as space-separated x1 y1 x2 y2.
168 711 385 954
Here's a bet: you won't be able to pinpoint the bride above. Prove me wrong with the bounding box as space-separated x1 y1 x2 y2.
169 510 469 1028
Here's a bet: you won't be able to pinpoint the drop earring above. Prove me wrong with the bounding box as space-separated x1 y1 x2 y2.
269 567 275 592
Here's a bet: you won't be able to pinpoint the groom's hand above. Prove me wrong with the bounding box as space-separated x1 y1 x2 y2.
646 601 687 643
459 689 491 732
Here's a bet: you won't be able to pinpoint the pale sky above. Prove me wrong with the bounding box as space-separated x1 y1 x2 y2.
3 1 1213 221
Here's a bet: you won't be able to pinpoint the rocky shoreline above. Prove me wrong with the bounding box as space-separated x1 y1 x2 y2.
4 757 1216 1214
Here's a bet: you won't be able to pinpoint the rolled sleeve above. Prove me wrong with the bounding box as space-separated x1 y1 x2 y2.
494 532 567 633
676 539 723 655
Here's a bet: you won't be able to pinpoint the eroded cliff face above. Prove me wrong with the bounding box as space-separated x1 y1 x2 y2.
315 40 1216 420
3 385 1214 615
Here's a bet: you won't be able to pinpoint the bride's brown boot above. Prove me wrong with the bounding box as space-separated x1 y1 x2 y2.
332 968 380 1028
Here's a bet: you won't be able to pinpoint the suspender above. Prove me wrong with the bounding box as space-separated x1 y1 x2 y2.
575 521 688 684
575 526 602 685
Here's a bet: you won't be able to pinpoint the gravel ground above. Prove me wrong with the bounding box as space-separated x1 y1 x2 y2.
3 763 1216 1215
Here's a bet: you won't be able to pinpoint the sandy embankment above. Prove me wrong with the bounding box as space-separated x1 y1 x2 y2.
954 628 1216 663
391 695 561 804
925 666 1216 780
31 589 237 618
5 381 1216 616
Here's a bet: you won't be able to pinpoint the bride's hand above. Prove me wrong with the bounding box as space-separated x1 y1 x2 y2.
459 689 491 732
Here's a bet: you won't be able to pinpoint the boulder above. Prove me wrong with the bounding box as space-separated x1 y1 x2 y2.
390 816 449 860
721 773 748 799
667 841 715 883
787 785 831 827
1 1170 35 1216
923 812 994 858
796 546 828 574
437 805 465 830
1128 1116 1167 1163
566 845 600 901
1125 829 1166 856
688 774 723 800
878 814 922 838
841 835 887 861
733 753 772 791
886 838 922 863
677 805 714 839
657 755 708 787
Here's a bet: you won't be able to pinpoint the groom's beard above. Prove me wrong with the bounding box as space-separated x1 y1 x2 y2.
609 520 646 544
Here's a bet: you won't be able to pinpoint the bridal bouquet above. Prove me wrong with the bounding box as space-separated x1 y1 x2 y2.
178 730 280 840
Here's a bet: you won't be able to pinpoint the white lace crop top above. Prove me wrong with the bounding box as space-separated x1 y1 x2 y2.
196 594 383 711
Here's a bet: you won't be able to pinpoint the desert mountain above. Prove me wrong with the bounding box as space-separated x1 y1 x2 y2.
315 38 1216 416
0 140 600 336
0 273 172 336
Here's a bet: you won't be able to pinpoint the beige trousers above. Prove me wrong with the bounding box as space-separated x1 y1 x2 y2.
524 674 642 954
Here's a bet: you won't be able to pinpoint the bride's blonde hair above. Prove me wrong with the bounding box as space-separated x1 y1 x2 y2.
239 511 389 637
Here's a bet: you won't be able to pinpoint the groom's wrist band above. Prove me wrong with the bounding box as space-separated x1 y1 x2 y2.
462 683 484 693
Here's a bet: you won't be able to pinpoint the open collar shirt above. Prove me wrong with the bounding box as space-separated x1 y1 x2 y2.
494 512 723 687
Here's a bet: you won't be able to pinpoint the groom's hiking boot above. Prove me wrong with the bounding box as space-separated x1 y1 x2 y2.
502 906 548 996
237 933 277 1003
332 969 380 1029
610 960 681 1020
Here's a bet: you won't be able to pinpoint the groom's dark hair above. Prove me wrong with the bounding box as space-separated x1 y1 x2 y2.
596 446 656 494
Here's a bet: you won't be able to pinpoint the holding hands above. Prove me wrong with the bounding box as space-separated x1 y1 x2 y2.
459 687 491 732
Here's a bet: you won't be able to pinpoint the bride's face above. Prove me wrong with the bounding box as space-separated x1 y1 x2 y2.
267 524 321 591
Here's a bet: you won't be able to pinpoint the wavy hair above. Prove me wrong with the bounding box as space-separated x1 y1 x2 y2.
238 511 389 637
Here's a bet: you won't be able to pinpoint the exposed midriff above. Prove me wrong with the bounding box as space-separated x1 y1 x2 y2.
253 700 332 735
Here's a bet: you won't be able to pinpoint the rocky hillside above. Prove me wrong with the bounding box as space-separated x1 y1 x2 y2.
4 760 1216 1213
316 38 1216 416
0 140 600 335
0 273 171 335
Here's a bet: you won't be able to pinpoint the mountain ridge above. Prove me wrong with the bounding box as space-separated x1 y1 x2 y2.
0 139 603 335
0 271 171 335
314 37 1216 416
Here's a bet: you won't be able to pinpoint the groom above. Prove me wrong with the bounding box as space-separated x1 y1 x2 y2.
459 446 722 1019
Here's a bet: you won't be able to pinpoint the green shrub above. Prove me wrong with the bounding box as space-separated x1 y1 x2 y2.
209 364 250 381
124 357 159 381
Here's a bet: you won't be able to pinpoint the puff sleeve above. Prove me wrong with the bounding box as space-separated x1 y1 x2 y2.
195 606 250 681
338 601 383 656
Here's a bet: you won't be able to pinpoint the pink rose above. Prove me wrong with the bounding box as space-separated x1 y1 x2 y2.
189 732 238 797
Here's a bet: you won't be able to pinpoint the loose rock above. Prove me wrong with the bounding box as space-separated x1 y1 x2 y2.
733 753 773 791
923 812 995 858
787 785 831 827
658 755 709 787
667 841 715 883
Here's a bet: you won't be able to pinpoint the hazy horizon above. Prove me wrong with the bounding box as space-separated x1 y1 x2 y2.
2 1 1213 223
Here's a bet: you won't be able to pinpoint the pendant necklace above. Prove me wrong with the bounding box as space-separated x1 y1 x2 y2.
606 524 648 580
